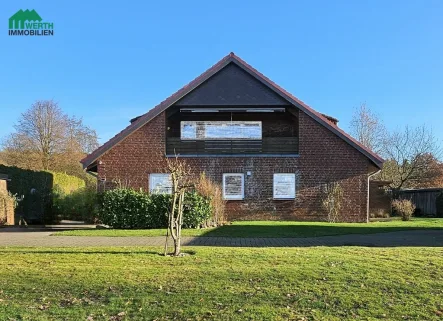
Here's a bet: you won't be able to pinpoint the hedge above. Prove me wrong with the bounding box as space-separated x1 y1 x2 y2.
0 165 53 223
99 188 212 229
51 171 85 195
0 165 95 224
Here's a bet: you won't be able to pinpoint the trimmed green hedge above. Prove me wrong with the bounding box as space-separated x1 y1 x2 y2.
51 171 85 195
0 165 53 223
0 165 96 224
51 172 96 222
99 188 211 229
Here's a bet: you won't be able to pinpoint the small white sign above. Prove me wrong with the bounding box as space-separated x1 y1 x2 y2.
273 173 296 199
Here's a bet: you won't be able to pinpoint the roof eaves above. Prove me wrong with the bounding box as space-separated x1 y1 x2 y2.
228 55 384 168
81 53 235 169
82 52 384 170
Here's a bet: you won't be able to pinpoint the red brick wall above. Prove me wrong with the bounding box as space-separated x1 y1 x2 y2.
97 110 372 222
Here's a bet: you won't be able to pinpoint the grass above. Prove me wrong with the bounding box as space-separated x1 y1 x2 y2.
52 218 443 238
0 246 442 320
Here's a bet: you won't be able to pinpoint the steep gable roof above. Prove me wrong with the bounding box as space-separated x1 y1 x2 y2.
81 53 384 170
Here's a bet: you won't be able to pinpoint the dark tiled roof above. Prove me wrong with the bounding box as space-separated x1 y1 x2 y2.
81 52 384 169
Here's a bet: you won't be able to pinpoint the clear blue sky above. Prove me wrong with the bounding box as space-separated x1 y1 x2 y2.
2 0 442 144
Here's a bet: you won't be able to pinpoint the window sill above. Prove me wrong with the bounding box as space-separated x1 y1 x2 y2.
273 198 295 200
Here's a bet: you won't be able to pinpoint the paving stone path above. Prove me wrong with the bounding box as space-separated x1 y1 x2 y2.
0 229 442 247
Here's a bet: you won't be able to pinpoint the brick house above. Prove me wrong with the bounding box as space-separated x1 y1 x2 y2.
81 53 383 222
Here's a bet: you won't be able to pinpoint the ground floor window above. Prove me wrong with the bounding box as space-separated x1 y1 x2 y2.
223 173 244 200
149 174 172 194
273 173 296 199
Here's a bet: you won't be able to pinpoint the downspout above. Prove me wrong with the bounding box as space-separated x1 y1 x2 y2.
367 169 381 223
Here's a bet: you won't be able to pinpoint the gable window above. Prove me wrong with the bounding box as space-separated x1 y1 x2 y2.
149 174 172 194
223 173 244 200
181 121 262 140
273 173 296 199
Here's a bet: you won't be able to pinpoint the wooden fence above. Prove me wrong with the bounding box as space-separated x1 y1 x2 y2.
398 188 443 216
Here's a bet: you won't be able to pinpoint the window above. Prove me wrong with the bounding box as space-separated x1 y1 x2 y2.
181 121 262 140
223 173 244 200
273 173 296 199
149 174 172 194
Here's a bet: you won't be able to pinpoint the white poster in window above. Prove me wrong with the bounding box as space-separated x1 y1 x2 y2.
150 174 172 194
273 174 296 199
181 121 262 140
223 173 244 200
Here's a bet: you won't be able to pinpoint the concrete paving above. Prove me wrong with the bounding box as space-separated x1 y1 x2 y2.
0 229 442 247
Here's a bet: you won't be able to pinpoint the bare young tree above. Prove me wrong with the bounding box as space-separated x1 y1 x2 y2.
164 156 192 256
350 103 385 154
378 125 442 189
322 182 344 223
2 100 99 173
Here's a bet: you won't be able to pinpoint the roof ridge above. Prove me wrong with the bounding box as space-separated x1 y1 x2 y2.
81 52 384 169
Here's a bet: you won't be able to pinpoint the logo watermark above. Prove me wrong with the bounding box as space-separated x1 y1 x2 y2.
8 9 54 36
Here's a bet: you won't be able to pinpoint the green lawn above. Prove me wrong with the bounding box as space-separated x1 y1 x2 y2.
53 218 443 238
0 246 442 320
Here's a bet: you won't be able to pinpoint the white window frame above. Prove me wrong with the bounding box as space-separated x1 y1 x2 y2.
273 173 296 199
149 173 172 195
222 173 245 200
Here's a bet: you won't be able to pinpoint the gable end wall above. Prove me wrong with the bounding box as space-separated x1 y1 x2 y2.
97 110 371 222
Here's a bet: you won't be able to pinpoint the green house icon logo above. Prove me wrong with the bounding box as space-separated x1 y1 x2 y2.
8 9 54 36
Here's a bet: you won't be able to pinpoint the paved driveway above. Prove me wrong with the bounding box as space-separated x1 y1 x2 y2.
0 230 442 247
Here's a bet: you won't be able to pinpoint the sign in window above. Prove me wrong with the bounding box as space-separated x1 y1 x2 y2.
273 173 296 199
149 174 172 194
181 121 262 140
223 173 244 200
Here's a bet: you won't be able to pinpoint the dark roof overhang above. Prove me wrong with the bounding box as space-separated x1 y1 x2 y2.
81 53 384 171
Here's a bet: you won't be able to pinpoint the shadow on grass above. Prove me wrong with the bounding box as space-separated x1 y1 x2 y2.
0 228 98 233
0 249 162 255
195 224 443 238
0 249 198 256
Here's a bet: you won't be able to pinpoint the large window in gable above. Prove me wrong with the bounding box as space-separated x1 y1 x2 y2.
181 121 262 140
223 173 244 200
149 174 172 194
273 173 296 199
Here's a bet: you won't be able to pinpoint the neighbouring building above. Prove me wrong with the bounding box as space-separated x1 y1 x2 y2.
81 53 383 222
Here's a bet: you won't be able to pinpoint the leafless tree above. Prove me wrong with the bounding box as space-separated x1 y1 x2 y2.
378 125 442 189
321 182 344 223
350 103 386 154
2 100 99 173
164 156 193 256
350 104 442 189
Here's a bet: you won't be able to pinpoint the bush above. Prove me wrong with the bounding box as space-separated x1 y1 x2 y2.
182 190 212 228
392 199 415 221
53 186 98 223
436 193 443 218
99 189 153 229
51 171 85 195
195 173 226 226
51 173 97 223
98 188 212 229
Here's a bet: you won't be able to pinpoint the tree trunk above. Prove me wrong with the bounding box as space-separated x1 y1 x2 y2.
174 237 181 256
